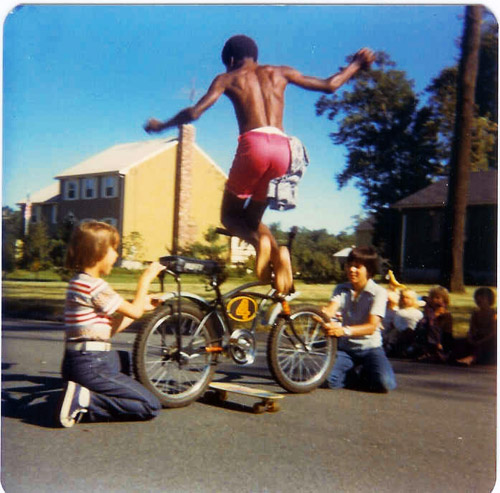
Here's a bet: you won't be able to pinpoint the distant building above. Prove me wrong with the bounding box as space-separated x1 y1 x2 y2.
18 125 227 262
391 169 497 285
229 237 256 265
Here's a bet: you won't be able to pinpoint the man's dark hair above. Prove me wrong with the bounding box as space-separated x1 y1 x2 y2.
221 35 258 66
346 246 379 279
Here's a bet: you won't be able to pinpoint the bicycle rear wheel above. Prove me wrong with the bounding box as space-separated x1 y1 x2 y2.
133 302 218 408
267 304 337 393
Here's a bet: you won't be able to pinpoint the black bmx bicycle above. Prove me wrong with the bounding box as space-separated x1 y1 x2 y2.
132 229 337 408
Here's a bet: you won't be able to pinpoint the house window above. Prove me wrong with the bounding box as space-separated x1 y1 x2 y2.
102 176 118 198
31 205 40 223
84 178 97 199
51 205 58 224
101 217 117 227
65 180 79 200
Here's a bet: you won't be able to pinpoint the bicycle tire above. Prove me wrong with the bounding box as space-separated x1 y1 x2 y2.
267 304 337 393
133 302 218 408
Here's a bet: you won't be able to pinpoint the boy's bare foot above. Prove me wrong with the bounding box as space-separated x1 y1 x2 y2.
256 235 272 283
274 246 293 294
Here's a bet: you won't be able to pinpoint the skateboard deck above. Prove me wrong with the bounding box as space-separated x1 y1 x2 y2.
208 382 283 413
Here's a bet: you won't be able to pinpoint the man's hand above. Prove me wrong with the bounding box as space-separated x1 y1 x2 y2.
313 315 344 337
144 118 165 134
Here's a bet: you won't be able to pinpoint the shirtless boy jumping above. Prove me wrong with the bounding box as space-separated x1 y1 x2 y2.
145 35 375 294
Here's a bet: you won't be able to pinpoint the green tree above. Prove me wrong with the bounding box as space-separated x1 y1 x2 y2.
22 221 52 271
289 228 353 283
425 17 498 172
316 51 442 214
122 231 146 261
180 227 228 262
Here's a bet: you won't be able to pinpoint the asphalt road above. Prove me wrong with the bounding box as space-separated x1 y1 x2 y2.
1 319 497 493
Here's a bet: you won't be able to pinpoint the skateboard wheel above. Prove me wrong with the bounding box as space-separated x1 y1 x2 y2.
217 390 228 402
267 401 280 413
252 403 266 414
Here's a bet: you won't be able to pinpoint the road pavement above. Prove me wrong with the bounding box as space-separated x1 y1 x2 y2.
1 319 497 493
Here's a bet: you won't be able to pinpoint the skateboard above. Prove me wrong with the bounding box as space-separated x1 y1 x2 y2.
208 382 284 414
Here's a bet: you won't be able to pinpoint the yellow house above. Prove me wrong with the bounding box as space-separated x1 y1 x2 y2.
24 125 227 262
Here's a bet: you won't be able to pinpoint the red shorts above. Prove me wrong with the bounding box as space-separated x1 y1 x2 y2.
225 130 291 202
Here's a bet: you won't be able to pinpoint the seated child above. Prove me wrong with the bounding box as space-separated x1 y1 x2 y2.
456 287 496 366
388 289 424 357
382 289 400 352
412 286 453 361
58 221 165 427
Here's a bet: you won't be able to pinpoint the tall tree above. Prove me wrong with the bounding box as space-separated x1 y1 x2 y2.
425 16 498 172
316 52 442 214
442 5 483 292
316 52 442 265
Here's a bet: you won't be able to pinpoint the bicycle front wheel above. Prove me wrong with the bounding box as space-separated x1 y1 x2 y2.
133 302 218 408
267 304 337 393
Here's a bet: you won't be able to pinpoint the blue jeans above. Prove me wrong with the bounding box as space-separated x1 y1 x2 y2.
62 349 161 422
327 346 397 393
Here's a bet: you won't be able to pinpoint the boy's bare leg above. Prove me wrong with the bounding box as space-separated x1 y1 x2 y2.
255 230 273 283
256 223 292 293
276 246 293 294
221 191 293 291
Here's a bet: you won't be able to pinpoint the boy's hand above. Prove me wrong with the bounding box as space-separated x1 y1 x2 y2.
312 315 344 337
143 261 166 281
353 48 375 69
144 294 162 312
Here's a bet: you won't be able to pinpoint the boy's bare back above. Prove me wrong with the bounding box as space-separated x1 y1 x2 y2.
219 62 289 134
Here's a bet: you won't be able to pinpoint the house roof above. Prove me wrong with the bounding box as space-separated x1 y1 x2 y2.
391 170 498 209
17 181 60 205
333 247 354 258
55 138 178 178
55 137 228 180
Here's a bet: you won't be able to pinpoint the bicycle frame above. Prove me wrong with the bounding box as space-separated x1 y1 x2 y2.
158 269 302 359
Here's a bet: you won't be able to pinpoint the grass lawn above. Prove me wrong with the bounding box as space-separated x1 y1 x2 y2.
2 269 494 338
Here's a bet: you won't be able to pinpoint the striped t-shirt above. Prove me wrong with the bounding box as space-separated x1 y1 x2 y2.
64 273 124 341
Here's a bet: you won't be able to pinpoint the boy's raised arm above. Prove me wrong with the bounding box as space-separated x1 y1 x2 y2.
285 47 375 94
144 74 227 133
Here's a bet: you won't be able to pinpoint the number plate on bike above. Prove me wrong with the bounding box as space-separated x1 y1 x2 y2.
227 296 258 322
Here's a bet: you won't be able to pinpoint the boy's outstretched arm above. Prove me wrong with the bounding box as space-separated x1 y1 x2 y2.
144 74 227 133
112 262 166 335
285 47 375 94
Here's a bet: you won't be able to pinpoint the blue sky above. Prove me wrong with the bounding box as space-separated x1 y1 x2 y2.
3 3 469 233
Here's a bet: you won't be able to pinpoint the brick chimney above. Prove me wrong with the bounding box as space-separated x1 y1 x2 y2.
173 124 198 253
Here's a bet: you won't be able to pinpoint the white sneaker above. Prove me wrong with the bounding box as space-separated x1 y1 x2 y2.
58 381 90 428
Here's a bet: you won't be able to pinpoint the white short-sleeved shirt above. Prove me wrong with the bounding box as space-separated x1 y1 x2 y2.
330 278 387 350
64 272 124 341
393 307 423 332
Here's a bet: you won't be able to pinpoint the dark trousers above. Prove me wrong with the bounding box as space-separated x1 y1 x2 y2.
62 349 161 422
327 347 397 393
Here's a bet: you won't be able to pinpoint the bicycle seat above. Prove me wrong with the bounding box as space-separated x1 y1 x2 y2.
159 255 222 275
